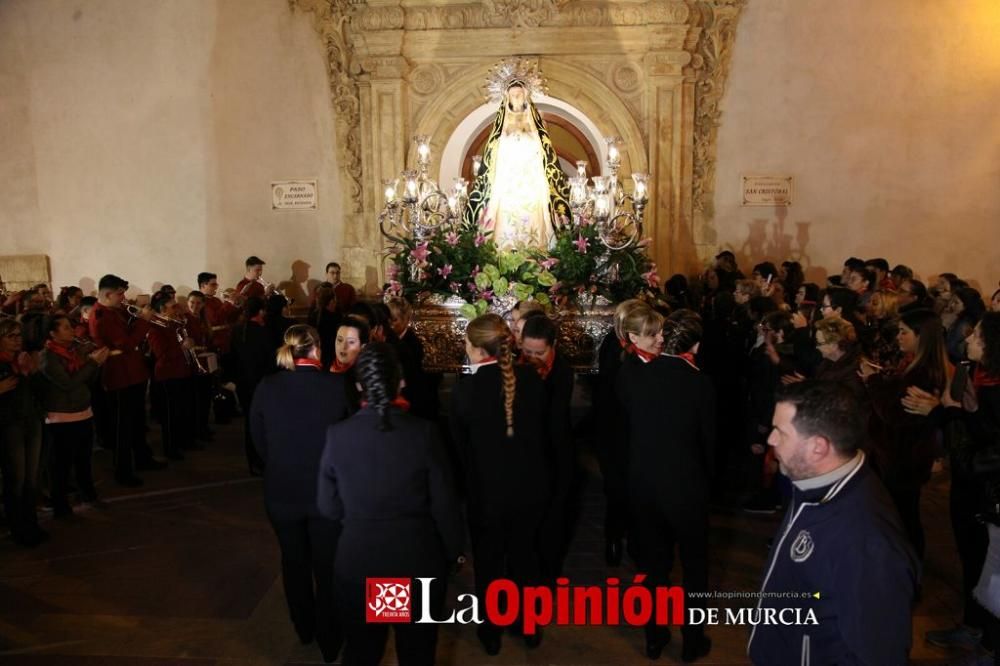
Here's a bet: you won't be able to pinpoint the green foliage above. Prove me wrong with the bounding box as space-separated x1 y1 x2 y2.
385 219 659 309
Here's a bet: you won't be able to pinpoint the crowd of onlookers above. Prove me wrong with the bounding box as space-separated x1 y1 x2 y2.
2 250 999 665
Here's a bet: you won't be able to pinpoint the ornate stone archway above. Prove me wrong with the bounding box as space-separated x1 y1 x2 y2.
291 0 745 285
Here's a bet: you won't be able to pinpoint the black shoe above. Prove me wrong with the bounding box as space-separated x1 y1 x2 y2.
53 505 74 519
136 458 167 471
605 539 623 566
477 627 501 656
318 634 343 664
165 450 184 461
115 474 144 487
645 630 671 660
524 627 542 649
681 635 711 663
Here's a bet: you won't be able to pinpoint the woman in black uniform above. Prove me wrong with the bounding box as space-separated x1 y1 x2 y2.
318 343 464 666
617 314 715 662
449 313 550 655
249 324 349 663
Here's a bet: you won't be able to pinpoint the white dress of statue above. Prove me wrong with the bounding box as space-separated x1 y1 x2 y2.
482 85 554 250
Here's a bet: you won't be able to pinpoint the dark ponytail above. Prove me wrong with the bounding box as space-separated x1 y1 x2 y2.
355 342 402 432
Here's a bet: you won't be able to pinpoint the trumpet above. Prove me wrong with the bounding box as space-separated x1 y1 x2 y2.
123 303 178 328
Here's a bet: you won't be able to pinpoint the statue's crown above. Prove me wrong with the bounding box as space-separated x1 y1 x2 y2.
485 57 547 104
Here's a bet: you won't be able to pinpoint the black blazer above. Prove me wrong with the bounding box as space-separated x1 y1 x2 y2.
616 354 716 509
232 321 277 393
249 367 349 520
399 327 439 420
317 408 464 573
541 352 575 501
449 363 550 516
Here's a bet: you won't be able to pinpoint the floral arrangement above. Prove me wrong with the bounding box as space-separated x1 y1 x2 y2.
385 215 660 319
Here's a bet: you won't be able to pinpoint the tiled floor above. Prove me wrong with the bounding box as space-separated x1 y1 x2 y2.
0 401 986 665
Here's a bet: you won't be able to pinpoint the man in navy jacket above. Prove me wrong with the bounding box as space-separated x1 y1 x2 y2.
748 381 918 665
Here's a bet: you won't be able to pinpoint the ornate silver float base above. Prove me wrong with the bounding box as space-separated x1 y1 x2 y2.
411 293 615 373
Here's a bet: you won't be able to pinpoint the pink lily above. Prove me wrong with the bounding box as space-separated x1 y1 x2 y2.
539 257 559 271
410 241 430 265
574 234 590 254
444 231 460 246
642 264 660 288
474 233 486 247
437 264 453 279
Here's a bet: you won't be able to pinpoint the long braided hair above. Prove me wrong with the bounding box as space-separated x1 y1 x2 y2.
355 342 402 432
466 313 516 437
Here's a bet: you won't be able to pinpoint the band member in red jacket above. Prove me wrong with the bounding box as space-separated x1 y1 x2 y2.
198 272 240 355
147 293 195 460
235 256 271 301
185 290 214 442
325 262 356 315
89 274 165 486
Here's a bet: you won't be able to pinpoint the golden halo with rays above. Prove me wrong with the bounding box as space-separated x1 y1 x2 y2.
484 57 548 104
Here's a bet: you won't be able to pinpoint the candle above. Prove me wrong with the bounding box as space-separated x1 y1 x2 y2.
632 173 649 204
414 135 431 163
383 179 396 203
471 155 483 175
402 170 419 203
576 160 588 178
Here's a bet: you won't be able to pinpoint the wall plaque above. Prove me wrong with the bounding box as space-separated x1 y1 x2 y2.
272 180 318 210
741 175 792 206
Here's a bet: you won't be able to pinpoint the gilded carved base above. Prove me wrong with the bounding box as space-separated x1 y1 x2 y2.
291 0 746 282
412 295 614 373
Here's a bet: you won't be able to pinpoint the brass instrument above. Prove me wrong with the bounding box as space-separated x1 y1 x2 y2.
175 322 209 375
123 303 175 328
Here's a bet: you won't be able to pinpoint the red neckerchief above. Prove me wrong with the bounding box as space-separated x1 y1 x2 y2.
674 351 699 369
799 300 817 307
249 313 267 326
633 346 658 363
0 351 24 375
360 396 411 411
45 340 84 373
329 357 354 374
520 348 555 380
973 366 1000 388
294 358 322 370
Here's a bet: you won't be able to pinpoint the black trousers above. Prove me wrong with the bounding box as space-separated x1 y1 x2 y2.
340 576 445 666
950 455 990 629
632 499 709 645
885 480 926 560
597 433 631 545
193 373 213 437
153 378 194 456
469 507 544 639
47 419 96 512
104 382 153 478
270 513 342 657
237 383 264 473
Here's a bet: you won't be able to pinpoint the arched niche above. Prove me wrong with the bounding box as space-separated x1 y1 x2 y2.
410 59 647 191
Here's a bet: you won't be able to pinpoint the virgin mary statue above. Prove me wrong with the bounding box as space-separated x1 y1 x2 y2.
464 59 572 250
